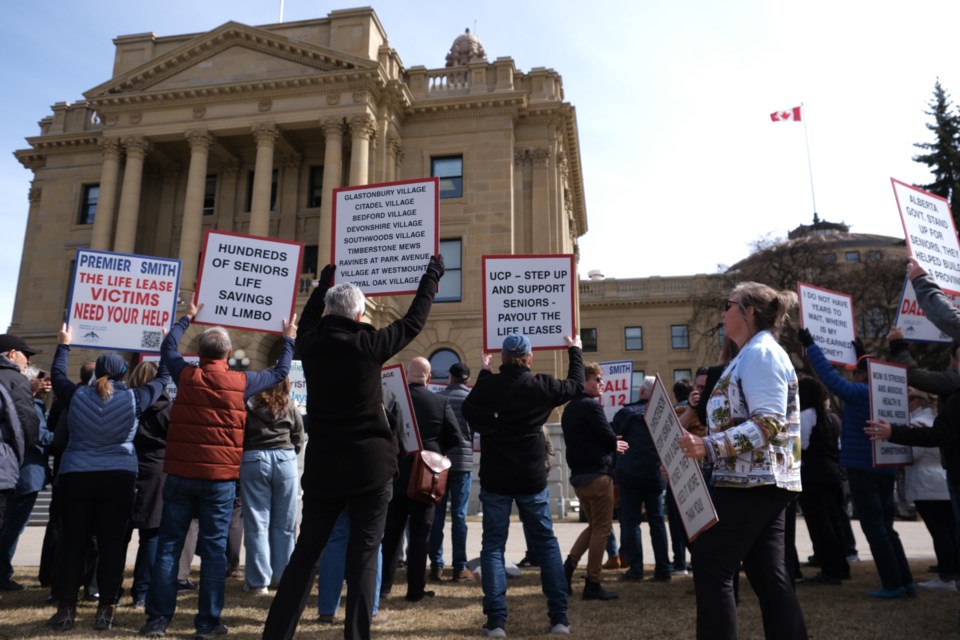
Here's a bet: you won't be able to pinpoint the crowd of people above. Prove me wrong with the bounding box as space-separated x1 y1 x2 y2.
1 258 960 639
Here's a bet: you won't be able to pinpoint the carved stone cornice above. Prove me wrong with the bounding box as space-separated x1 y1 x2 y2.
251 123 278 148
185 129 214 151
16 153 47 172
99 137 123 161
121 136 152 158
348 115 377 141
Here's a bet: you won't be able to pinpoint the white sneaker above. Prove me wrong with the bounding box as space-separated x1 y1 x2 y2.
550 623 571 635
242 584 269 595
918 578 957 591
482 626 506 638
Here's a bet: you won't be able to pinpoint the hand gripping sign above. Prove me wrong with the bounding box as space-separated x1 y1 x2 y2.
894 274 960 343
482 254 577 352
867 360 913 467
194 231 303 334
797 282 857 366
332 178 439 297
67 249 181 352
381 364 422 454
892 178 960 295
599 360 633 423
645 375 717 541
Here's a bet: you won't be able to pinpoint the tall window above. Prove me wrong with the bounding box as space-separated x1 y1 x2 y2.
625 326 643 350
245 169 278 211
202 175 217 216
630 370 646 403
845 251 860 263
674 369 692 383
432 155 463 199
429 348 461 382
78 184 99 225
671 324 689 349
582 328 598 352
301 245 319 274
437 239 462 302
307 166 324 208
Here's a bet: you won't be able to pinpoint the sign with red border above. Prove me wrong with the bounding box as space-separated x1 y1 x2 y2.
599 360 633 423
867 359 913 467
892 178 960 295
381 364 422 453
797 282 857 366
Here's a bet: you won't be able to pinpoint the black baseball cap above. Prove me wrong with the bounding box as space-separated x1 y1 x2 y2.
449 362 471 381
0 334 41 358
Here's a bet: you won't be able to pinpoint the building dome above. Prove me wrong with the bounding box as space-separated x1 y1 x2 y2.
446 28 487 67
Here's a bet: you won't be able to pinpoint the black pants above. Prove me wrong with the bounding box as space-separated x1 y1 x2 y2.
798 482 850 579
57 471 135 608
380 492 435 598
39 485 99 595
692 486 808 640
263 481 392 640
915 499 960 580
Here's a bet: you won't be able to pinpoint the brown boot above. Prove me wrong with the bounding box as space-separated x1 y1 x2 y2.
602 555 621 570
93 603 116 630
429 565 443 582
453 567 476 582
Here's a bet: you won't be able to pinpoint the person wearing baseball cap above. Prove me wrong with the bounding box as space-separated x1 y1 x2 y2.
0 333 42 514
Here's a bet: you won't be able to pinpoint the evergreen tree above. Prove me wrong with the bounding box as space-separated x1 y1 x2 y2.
913 79 960 225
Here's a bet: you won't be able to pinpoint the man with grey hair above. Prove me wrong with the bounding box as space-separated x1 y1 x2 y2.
265 256 444 640
140 299 296 639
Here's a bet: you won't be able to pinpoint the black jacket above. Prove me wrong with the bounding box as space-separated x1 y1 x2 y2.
438 382 473 472
0 356 38 456
399 384 461 485
611 401 665 489
131 394 171 529
801 410 841 486
560 393 618 479
463 347 583 495
887 391 960 478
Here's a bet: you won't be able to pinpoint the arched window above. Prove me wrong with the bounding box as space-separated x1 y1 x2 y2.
428 348 461 382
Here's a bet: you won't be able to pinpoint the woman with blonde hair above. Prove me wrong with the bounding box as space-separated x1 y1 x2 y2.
47 325 170 631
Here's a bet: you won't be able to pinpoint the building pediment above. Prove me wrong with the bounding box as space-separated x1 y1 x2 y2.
84 21 376 104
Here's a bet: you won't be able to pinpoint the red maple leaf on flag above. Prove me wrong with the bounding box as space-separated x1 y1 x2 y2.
770 106 802 122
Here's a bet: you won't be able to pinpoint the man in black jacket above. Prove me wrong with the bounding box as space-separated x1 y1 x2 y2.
263 257 443 640
463 333 583 638
561 362 628 600
0 334 41 529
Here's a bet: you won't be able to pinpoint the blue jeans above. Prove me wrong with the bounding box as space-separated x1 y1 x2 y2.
316 510 381 616
429 470 472 571
0 491 39 584
619 483 671 576
145 475 236 633
846 467 913 590
239 448 298 589
131 527 159 603
480 486 567 627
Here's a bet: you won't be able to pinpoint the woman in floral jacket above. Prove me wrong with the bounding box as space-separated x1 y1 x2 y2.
678 282 807 640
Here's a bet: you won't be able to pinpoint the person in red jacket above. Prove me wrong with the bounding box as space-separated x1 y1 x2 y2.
139 300 296 639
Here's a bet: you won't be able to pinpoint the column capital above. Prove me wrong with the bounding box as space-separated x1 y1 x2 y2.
185 129 214 151
387 134 403 157
348 115 377 141
28 183 42 205
252 123 279 148
531 147 552 168
321 118 344 138
280 153 302 169
99 137 123 161
121 136 151 158
219 161 242 178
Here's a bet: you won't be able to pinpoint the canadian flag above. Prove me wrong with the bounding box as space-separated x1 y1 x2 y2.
770 106 802 122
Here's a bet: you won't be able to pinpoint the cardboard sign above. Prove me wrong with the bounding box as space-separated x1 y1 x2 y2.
332 178 439 296
867 359 913 467
67 249 181 352
482 254 576 352
139 353 199 401
426 381 447 394
797 282 857 366
892 178 960 295
599 360 633 423
645 375 717 541
194 231 303 334
290 360 307 416
381 364 421 453
894 275 960 343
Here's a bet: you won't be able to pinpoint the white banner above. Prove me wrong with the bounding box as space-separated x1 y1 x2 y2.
381 364 421 453
645 375 717 541
290 360 307 416
67 249 181 352
867 359 913 467
332 178 439 296
194 231 303 334
599 360 633 423
139 353 199 401
797 282 857 366
892 178 960 295
482 254 576 352
894 275 960 343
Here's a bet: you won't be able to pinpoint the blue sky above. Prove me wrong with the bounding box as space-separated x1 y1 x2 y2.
3 0 958 329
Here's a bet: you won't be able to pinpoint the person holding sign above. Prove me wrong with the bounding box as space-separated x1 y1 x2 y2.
800 329 916 599
264 256 444 640
909 257 960 340
676 283 807 640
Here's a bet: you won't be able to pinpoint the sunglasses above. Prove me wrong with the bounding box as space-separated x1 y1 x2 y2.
723 300 742 312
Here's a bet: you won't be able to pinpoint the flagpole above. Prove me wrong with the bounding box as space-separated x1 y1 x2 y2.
801 102 818 217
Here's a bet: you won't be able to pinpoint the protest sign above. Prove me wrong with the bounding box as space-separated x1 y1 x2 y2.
645 375 717 541
67 249 181 352
381 364 421 453
892 178 960 295
867 359 913 467
332 178 439 297
139 353 199 401
482 254 576 352
194 231 303 334
894 275 960 343
290 360 307 415
599 360 633 423
426 381 448 394
797 282 857 366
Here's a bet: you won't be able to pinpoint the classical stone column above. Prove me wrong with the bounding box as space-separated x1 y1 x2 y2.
179 130 213 291
387 135 402 182
90 138 122 251
317 119 344 266
531 147 553 254
278 154 302 240
249 123 278 237
113 136 151 253
348 115 376 187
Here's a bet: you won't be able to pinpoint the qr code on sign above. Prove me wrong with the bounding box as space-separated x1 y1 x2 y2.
141 330 162 350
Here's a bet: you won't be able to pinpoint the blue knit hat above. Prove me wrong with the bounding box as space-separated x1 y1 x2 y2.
502 334 532 356
95 354 128 380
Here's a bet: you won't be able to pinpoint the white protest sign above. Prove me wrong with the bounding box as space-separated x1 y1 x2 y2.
332 178 439 297
645 375 717 541
67 249 181 352
892 178 960 295
482 254 576 352
894 275 960 343
599 360 633 423
797 282 857 366
194 231 303 334
867 359 913 467
290 360 307 416
426 382 447 394
140 353 199 401
381 364 421 453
